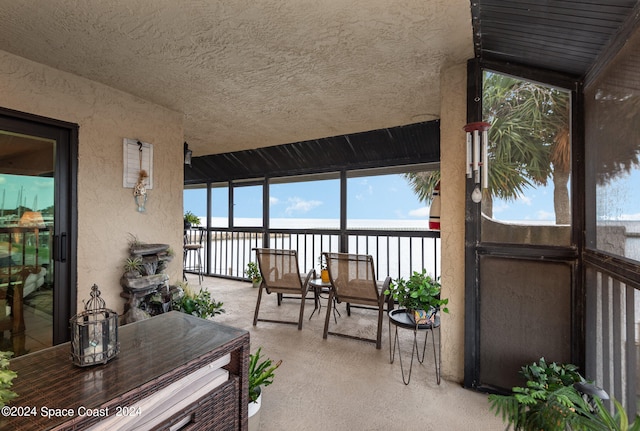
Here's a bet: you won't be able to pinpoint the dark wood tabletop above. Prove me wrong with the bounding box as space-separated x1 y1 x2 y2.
1 311 249 431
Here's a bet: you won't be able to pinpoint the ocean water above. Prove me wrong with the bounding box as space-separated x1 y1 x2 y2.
188 217 640 279
190 217 439 280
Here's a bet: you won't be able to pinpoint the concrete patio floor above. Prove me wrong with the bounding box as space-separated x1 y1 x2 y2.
187 274 506 431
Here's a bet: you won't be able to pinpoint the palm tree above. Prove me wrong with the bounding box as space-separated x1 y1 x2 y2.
404 171 440 203
483 72 571 224
405 72 571 224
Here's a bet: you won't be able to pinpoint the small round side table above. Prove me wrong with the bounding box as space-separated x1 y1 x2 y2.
388 308 441 385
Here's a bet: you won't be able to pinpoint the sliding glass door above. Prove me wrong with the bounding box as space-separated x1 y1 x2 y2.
0 108 76 356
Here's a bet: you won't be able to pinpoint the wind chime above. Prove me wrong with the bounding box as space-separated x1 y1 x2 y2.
464 121 491 203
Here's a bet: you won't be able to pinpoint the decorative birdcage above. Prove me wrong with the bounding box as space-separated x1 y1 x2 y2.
70 284 119 367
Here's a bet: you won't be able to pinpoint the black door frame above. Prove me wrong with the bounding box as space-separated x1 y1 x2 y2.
463 59 585 390
0 106 78 345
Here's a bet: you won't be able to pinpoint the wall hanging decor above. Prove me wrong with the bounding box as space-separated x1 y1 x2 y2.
123 138 153 212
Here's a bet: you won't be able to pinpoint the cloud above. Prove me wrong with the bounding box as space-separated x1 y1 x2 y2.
536 210 555 220
269 196 279 205
408 207 429 218
285 197 322 215
619 213 640 220
493 202 509 213
355 184 374 201
517 195 533 206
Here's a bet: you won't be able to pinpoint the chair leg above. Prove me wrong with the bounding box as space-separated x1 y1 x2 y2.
323 291 334 339
196 252 203 284
376 306 384 349
253 284 264 326
434 326 441 385
183 250 188 281
297 290 307 330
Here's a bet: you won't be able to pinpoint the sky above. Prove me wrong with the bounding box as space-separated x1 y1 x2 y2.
1 167 637 225
184 167 640 226
184 174 435 223
0 174 54 211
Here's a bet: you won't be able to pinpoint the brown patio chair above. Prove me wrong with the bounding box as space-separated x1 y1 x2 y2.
0 266 39 355
322 252 391 349
253 248 314 330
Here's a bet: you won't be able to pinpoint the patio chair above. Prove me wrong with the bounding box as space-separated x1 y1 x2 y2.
183 227 204 284
253 248 314 330
0 266 39 355
322 252 391 349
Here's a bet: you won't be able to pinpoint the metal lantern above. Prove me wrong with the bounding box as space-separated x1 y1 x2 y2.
70 284 120 367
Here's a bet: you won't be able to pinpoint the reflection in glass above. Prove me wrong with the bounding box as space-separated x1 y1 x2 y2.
586 27 640 260
0 131 55 356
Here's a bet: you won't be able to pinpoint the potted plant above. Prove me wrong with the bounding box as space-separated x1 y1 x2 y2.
384 269 448 324
184 211 201 230
245 262 262 288
248 347 281 431
488 357 640 430
171 282 225 319
122 256 144 278
0 351 17 407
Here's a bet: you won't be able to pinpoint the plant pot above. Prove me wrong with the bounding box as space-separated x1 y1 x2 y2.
408 309 433 325
248 387 262 431
252 279 261 288
320 269 330 283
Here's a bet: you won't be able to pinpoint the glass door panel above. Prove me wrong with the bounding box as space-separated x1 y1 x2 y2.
468 70 578 391
0 131 55 356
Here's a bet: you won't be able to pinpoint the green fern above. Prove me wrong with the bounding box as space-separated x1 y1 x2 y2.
488 357 640 431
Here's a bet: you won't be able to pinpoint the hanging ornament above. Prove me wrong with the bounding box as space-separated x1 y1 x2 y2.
429 181 441 230
134 170 148 212
133 141 148 212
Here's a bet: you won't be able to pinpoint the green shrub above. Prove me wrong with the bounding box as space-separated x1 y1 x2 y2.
0 351 17 407
488 357 640 431
173 283 224 319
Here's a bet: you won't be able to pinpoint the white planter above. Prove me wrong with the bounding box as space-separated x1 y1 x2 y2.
248 388 262 431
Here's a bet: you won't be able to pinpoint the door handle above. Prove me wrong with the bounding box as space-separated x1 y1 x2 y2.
54 233 67 263
60 233 67 263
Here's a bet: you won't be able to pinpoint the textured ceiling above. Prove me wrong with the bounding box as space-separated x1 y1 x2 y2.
0 0 473 157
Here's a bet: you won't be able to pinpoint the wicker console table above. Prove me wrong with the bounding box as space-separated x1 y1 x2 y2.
1 311 250 431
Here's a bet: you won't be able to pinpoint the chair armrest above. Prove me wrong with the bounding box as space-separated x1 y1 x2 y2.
381 276 392 309
301 269 315 295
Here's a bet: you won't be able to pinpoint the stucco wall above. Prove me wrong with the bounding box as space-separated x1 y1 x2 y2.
0 50 184 315
439 62 467 382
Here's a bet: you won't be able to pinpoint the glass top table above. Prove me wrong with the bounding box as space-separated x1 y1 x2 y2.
308 277 340 321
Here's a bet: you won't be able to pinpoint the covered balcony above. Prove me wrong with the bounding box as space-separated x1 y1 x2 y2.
0 1 639 430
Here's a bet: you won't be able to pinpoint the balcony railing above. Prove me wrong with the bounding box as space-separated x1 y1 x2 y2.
184 227 440 282
585 251 640 417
